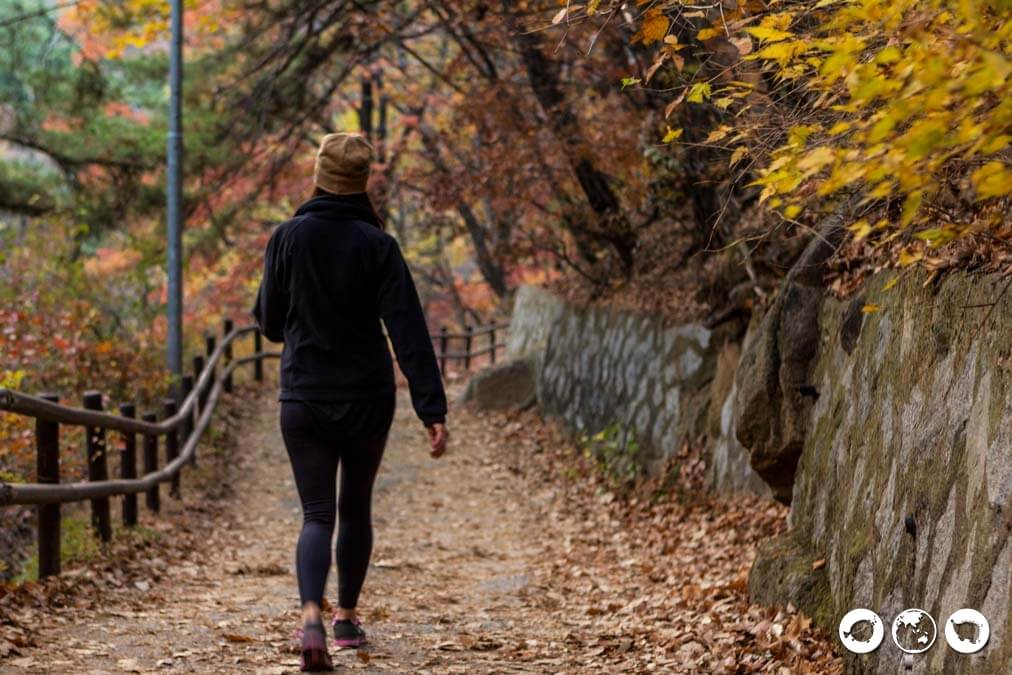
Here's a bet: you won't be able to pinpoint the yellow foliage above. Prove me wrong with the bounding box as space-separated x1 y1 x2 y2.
638 8 670 45
0 370 26 390
686 82 712 103
744 26 794 42
722 0 1012 246
69 0 228 60
705 125 732 143
972 161 1012 198
663 127 684 143
729 146 749 165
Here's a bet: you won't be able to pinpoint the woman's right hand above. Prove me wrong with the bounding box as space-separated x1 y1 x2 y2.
427 423 448 458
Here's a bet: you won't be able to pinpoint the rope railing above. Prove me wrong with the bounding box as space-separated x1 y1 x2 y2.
0 320 280 577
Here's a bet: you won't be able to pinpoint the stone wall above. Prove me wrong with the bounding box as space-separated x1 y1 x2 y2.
748 273 1010 674
507 285 769 494
506 276 1009 673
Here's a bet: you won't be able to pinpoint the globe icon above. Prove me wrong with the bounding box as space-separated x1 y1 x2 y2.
892 608 937 653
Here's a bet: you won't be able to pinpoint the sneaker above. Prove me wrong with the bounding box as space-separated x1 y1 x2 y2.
299 621 334 671
331 618 367 649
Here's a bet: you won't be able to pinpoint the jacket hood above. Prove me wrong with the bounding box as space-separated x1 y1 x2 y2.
294 193 380 228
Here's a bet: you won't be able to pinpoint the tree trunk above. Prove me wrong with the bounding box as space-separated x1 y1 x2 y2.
512 23 636 275
417 125 510 298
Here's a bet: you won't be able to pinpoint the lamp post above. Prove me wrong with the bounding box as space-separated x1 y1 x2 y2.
166 0 184 382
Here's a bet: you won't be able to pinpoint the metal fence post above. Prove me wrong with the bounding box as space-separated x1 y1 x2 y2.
439 326 448 377
253 330 263 382
222 318 234 393
36 393 60 578
119 403 138 528
142 412 160 513
164 399 180 498
83 392 112 543
464 325 474 371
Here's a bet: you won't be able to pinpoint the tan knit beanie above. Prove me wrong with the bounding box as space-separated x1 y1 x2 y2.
313 133 374 195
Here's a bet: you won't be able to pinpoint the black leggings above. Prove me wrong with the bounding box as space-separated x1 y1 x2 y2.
279 395 395 609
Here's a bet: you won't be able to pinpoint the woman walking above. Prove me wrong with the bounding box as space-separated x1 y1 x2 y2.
252 133 449 671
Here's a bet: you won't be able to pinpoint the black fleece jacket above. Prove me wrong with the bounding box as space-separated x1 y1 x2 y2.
251 193 447 426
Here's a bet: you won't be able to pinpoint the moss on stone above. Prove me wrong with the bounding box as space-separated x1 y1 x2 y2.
748 271 1011 674
749 530 834 628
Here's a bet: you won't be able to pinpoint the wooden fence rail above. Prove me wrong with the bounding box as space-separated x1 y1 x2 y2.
0 318 507 578
430 322 509 376
0 321 281 578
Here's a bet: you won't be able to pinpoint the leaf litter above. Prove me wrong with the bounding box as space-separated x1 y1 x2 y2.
0 384 841 673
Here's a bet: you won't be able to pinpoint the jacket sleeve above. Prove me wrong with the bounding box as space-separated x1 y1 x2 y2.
251 228 288 344
376 235 448 426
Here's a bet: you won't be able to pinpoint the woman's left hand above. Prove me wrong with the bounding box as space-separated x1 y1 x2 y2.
427 423 448 458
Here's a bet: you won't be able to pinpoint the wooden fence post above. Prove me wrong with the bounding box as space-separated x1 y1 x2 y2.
464 325 474 371
142 412 160 513
119 403 138 528
179 374 194 448
36 393 60 578
253 330 263 382
439 326 448 377
222 318 234 394
83 392 112 543
193 353 207 412
489 325 497 366
205 333 216 379
164 399 180 498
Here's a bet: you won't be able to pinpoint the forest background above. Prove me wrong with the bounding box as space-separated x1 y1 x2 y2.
0 0 1009 514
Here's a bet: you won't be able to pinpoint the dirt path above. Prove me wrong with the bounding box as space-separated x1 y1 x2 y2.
1 384 841 674
1 387 555 674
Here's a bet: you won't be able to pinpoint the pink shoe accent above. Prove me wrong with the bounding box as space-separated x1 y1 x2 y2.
331 617 367 649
